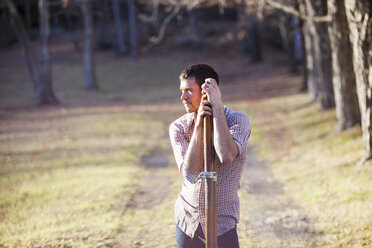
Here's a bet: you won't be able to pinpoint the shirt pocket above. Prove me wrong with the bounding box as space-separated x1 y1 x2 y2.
181 179 199 208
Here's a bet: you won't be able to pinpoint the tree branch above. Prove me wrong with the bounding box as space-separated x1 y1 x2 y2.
142 0 232 52
142 0 188 51
265 0 332 23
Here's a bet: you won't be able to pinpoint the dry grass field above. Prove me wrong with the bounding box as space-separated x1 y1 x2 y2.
0 42 371 247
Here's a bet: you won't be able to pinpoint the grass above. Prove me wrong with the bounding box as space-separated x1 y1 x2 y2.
1 48 371 247
0 58 183 107
236 90 372 247
0 57 185 247
0 108 172 247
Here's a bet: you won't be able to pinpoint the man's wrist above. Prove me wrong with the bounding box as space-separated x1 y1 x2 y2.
194 118 203 130
212 104 224 116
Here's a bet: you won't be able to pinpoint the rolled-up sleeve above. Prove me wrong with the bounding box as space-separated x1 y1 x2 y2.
228 112 251 156
169 122 200 183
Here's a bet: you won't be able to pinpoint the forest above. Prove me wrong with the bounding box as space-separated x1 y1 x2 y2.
0 0 371 247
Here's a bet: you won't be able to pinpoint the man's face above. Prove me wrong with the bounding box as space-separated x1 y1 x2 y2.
179 77 202 113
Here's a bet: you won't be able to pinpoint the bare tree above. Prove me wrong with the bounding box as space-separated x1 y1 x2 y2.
4 0 59 106
3 0 40 93
237 2 262 63
345 0 372 165
278 11 298 72
128 0 137 57
299 0 334 109
297 0 318 99
95 0 111 49
264 0 334 108
265 0 312 92
142 0 228 51
297 18 308 92
112 0 127 55
266 0 370 164
188 7 200 49
37 0 59 105
63 1 81 51
24 0 32 30
247 13 262 63
327 0 360 132
80 0 98 89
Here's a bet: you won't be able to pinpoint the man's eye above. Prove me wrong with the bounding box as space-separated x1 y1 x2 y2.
187 90 192 93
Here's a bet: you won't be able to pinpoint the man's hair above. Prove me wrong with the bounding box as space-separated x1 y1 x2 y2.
179 64 219 88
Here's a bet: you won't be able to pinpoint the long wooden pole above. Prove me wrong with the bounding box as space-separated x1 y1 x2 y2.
203 115 217 248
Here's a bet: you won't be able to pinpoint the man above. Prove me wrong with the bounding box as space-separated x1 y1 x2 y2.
169 64 251 248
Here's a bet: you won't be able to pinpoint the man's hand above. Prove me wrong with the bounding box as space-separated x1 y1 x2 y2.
202 78 238 164
195 94 212 127
195 78 222 127
201 78 223 110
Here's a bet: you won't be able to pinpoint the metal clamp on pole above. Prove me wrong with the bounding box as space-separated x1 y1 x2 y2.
193 171 217 184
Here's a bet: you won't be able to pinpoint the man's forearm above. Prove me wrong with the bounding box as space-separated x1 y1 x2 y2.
184 124 204 172
213 105 238 164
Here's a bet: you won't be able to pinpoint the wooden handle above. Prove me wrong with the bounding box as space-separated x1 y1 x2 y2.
203 115 217 248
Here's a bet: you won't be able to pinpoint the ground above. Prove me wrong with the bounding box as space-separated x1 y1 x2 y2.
0 37 371 247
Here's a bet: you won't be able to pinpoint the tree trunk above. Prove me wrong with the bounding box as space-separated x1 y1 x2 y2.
345 0 372 165
189 8 199 49
298 19 308 92
298 1 317 99
299 0 335 109
37 0 59 105
95 0 112 49
237 4 262 62
63 2 80 51
24 0 32 30
328 0 360 132
247 14 262 63
128 0 137 57
112 0 126 55
81 0 98 90
278 13 298 73
4 0 40 94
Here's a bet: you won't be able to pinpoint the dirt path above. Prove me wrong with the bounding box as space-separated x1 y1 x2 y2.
116 142 319 247
126 150 173 211
112 148 178 247
239 145 318 247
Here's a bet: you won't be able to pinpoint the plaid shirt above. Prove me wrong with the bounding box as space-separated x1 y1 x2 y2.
169 106 251 237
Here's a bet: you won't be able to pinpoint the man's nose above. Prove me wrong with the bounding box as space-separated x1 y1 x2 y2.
180 91 187 100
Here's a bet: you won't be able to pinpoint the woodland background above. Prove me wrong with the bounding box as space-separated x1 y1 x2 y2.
0 0 371 247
